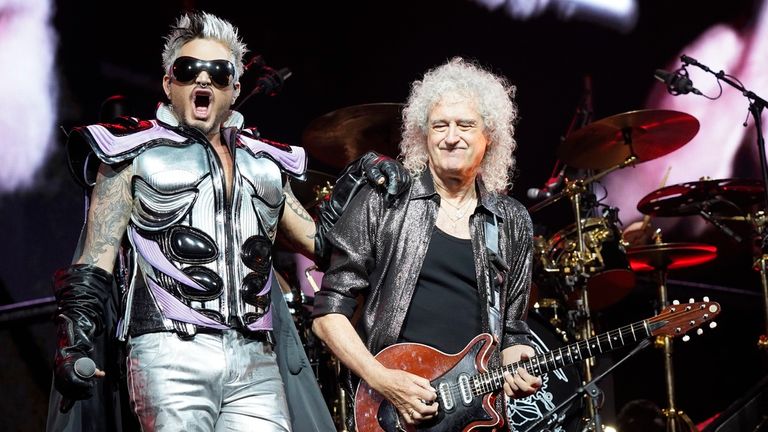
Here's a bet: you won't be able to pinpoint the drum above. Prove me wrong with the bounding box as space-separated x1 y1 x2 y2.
507 311 582 432
540 217 636 310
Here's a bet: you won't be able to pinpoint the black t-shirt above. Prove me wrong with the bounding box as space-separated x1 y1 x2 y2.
399 227 481 354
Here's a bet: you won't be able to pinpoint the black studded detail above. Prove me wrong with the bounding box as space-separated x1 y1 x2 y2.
195 308 225 324
242 273 271 310
167 226 218 264
241 235 272 273
243 311 270 325
179 266 224 301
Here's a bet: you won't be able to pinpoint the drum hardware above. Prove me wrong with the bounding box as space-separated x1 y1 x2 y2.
747 210 768 352
684 54 768 355
303 264 321 293
529 159 640 427
303 263 351 431
531 297 570 343
530 160 638 329
636 178 764 219
528 155 637 214
528 109 701 431
302 103 404 169
637 177 766 244
626 239 718 432
289 169 336 209
637 177 768 349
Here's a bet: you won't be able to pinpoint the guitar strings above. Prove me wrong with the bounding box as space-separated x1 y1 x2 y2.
439 321 650 396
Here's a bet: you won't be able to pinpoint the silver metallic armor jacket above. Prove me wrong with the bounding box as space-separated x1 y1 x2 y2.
313 169 534 359
68 105 306 338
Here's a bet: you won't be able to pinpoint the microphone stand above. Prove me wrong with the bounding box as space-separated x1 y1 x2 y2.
522 338 653 432
682 55 768 351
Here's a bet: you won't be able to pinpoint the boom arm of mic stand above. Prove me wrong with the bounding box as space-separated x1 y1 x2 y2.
522 338 653 432
697 209 743 243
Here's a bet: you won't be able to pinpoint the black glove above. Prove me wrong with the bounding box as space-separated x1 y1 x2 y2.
359 152 410 198
52 264 112 402
313 151 410 270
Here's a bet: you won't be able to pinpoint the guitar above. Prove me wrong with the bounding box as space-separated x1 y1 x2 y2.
354 299 720 432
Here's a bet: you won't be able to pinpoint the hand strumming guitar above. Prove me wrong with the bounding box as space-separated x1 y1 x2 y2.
365 365 439 425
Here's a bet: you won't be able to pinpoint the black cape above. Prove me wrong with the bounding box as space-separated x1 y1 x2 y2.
45 274 336 432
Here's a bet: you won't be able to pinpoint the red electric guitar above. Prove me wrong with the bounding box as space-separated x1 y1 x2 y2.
354 299 720 432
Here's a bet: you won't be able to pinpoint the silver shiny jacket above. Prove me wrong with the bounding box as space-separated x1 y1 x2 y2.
68 105 306 338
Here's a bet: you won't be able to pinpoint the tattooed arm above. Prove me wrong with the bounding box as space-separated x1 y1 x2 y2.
52 161 133 396
278 180 317 258
74 162 134 271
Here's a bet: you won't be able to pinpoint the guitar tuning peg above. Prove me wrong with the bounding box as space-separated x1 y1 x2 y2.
682 335 691 342
703 296 710 302
709 321 717 329
689 298 695 303
672 300 680 305
696 328 704 336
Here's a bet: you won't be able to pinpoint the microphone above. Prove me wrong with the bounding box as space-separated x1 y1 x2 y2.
527 186 553 200
250 67 292 97
234 62 292 110
654 68 702 96
59 357 97 413
527 169 566 201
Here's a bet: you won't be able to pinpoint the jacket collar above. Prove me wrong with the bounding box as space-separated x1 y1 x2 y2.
411 168 504 219
155 103 245 130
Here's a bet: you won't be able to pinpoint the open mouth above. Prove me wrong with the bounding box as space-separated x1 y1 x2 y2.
193 89 212 118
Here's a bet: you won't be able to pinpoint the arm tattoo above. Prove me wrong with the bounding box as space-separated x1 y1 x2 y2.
82 165 133 266
285 189 315 225
280 181 317 256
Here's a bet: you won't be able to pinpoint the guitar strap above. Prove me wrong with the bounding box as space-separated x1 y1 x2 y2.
485 213 503 336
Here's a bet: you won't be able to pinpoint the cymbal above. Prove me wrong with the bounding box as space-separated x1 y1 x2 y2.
557 109 700 169
637 178 765 217
626 242 717 272
302 103 403 169
290 170 336 208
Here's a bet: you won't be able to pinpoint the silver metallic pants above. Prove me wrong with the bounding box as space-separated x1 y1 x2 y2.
126 330 291 432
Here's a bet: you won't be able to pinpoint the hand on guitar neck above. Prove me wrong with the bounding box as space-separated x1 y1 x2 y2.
501 345 543 399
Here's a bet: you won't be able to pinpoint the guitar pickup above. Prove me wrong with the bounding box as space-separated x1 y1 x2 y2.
438 382 454 411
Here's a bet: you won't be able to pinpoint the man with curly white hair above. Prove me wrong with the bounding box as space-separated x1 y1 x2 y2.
313 57 541 430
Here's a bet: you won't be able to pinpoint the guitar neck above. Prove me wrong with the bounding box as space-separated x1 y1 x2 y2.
471 317 662 397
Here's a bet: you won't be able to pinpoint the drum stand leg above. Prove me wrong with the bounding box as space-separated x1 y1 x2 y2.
332 358 350 432
654 269 696 432
569 191 603 431
573 286 606 432
756 255 768 352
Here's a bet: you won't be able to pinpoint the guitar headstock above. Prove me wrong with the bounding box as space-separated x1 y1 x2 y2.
647 297 721 340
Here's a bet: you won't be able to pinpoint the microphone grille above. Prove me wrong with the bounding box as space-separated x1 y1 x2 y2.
73 357 97 379
653 69 671 84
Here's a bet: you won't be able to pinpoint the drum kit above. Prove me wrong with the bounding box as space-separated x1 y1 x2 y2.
273 103 768 432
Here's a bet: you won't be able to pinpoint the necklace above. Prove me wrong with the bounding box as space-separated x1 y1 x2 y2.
440 191 476 230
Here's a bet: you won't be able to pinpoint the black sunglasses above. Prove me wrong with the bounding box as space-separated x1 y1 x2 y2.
170 56 236 87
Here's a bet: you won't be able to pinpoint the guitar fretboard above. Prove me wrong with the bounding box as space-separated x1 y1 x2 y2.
470 318 663 396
